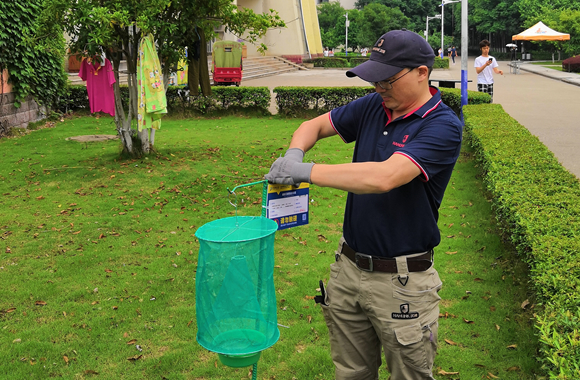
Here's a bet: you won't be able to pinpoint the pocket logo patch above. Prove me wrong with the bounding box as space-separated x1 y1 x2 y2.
392 303 419 319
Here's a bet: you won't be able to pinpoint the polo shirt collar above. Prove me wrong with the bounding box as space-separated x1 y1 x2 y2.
382 86 442 123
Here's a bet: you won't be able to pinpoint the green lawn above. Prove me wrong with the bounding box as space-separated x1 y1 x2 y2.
0 114 542 379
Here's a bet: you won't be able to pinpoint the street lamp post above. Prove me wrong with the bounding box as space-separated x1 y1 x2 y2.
439 0 460 58
425 15 441 42
345 13 349 57
460 0 468 110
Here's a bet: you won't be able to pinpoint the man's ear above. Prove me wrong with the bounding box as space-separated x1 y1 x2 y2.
416 66 430 81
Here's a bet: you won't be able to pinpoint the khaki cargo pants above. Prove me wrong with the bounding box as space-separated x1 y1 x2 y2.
319 238 442 380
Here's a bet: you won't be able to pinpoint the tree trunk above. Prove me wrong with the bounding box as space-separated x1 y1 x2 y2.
111 56 134 155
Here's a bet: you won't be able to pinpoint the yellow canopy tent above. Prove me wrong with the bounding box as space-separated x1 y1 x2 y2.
512 21 570 41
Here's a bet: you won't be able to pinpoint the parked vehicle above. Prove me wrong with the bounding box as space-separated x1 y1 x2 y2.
212 41 243 86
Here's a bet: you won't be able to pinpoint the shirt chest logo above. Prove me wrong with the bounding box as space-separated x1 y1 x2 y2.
392 135 409 148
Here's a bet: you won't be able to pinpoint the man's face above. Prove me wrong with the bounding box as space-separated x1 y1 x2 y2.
481 46 490 55
374 68 419 112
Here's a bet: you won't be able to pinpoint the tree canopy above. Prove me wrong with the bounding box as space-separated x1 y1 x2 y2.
317 2 408 52
320 0 580 56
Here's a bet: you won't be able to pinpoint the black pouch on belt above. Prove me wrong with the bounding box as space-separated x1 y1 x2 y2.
314 280 327 306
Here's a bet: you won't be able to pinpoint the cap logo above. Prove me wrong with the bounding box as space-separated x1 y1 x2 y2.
377 39 384 47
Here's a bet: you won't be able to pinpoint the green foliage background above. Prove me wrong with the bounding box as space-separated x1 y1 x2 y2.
0 0 67 108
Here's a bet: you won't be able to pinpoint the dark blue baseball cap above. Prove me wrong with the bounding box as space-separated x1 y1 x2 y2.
346 29 435 82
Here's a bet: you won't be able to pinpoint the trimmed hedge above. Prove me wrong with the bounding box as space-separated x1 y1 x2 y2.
274 86 375 118
274 86 489 118
349 57 370 67
433 56 450 69
55 85 271 115
311 57 349 68
464 104 580 379
166 86 271 115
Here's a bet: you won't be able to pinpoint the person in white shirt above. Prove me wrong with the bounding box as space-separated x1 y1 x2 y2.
474 39 503 103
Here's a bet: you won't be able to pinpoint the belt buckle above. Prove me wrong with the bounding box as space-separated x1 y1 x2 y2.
355 252 373 272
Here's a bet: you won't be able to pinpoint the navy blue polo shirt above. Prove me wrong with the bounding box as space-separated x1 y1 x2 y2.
329 87 462 258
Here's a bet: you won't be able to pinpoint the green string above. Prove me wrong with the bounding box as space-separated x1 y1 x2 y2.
252 362 258 380
227 180 269 218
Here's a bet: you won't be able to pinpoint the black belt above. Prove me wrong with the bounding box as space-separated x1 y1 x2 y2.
340 242 433 273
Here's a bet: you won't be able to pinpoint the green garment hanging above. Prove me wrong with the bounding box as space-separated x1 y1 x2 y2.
187 27 211 96
137 34 167 131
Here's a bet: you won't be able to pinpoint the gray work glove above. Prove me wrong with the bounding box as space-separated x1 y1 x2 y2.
283 148 305 163
265 151 314 186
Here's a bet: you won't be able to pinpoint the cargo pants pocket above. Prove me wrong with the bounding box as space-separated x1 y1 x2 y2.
390 320 437 377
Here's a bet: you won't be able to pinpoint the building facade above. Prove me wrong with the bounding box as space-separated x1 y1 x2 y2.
219 0 324 63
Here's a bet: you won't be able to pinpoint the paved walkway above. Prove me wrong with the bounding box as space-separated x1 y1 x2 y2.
242 58 580 179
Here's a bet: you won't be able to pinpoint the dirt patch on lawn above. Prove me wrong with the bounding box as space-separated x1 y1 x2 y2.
67 135 119 142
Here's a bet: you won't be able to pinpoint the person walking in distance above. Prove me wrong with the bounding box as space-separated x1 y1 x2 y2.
451 46 457 65
265 29 463 380
475 39 503 102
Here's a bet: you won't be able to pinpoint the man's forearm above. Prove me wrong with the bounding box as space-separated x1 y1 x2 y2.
289 113 335 152
310 154 421 195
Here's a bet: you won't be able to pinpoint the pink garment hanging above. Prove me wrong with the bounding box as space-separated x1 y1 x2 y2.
79 58 116 116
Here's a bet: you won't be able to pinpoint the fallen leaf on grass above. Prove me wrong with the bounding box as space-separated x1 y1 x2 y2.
463 318 475 324
84 370 99 375
507 344 517 349
507 366 520 371
474 364 485 368
474 278 483 282
35 301 47 306
127 355 142 361
105 269 113 273
127 339 137 345
521 299 530 309
488 372 499 379
490 306 496 312
438 369 459 375
6 308 16 313
63 356 69 365
445 251 457 255
5 247 11 253
496 324 501 331
444 339 457 346
307 315 312 323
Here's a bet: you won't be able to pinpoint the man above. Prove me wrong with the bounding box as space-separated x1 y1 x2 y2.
474 39 503 102
451 46 457 65
266 29 462 380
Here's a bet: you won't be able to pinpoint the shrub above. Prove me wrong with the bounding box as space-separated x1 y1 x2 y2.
274 86 374 118
311 57 349 68
349 57 370 67
273 86 487 118
433 56 450 69
166 86 271 116
464 104 580 379
562 55 580 73
439 88 491 115
56 85 271 116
